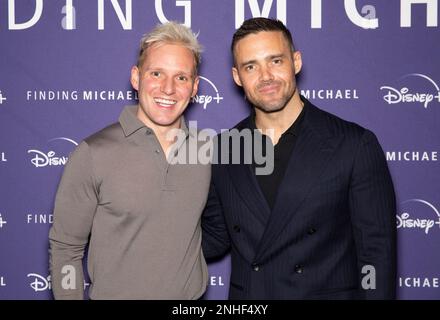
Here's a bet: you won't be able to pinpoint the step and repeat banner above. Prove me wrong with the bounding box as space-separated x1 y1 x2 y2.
0 0 439 300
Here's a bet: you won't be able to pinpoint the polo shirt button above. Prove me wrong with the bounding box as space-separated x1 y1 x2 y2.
155 149 160 154
308 228 316 235
233 225 240 233
252 263 260 272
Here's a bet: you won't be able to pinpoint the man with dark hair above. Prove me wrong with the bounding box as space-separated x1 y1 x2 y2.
202 17 396 299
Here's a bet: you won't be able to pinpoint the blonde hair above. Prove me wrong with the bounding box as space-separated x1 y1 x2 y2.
137 22 202 74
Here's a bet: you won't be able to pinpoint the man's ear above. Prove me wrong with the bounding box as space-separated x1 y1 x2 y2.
130 66 140 91
292 51 302 75
232 67 242 87
191 76 200 98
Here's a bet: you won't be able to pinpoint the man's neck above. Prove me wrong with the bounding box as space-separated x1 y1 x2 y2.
255 94 304 145
136 107 183 154
151 123 184 157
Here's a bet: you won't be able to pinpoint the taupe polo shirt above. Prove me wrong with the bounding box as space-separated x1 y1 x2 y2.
49 105 211 300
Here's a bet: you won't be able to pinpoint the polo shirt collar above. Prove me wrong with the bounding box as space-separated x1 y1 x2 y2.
119 104 191 138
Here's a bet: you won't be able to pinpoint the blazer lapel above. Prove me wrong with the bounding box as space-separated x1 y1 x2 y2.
254 106 343 262
224 118 272 225
226 160 272 226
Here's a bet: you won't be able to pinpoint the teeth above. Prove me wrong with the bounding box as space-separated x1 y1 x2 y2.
154 98 176 106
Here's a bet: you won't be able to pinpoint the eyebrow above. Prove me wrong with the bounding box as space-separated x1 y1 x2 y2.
239 59 257 68
145 67 193 76
239 53 286 68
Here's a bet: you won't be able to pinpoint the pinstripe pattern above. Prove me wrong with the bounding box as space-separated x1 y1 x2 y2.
202 98 396 299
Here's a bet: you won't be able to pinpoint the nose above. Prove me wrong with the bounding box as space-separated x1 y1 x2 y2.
160 76 175 95
259 65 274 82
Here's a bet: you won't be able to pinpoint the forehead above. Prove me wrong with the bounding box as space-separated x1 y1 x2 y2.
234 31 290 61
142 43 195 73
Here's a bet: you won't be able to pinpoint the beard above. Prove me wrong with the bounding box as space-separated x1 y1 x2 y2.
246 80 296 114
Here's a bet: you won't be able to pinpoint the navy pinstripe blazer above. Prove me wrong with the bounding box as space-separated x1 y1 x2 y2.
202 97 396 299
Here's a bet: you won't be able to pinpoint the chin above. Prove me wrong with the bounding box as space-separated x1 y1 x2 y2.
255 103 286 114
153 117 180 127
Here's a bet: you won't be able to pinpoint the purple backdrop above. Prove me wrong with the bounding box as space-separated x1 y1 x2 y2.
0 0 439 300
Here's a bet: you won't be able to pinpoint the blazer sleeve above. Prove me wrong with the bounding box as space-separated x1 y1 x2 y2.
201 172 231 260
348 129 397 299
48 141 99 300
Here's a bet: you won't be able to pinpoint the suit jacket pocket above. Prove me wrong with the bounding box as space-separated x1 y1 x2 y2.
309 286 360 300
230 282 244 291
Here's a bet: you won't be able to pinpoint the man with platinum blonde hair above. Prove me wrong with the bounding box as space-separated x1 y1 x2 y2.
49 22 210 300
136 21 202 71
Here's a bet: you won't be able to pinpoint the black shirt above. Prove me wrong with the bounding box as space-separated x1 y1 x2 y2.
251 105 305 210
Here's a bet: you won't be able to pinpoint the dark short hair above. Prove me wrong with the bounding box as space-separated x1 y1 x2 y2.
231 17 295 62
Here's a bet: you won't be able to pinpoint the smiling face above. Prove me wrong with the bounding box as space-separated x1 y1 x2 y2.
130 42 199 130
232 31 302 113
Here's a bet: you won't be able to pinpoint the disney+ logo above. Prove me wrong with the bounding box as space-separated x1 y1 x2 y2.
27 137 78 168
397 199 440 234
191 76 223 110
27 273 51 292
380 74 440 109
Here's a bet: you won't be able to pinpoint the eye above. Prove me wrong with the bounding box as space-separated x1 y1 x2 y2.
177 75 188 82
244 65 255 72
151 71 161 77
272 58 282 65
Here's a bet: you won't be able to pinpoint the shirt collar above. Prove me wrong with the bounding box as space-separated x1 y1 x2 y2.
249 100 306 137
119 104 192 138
